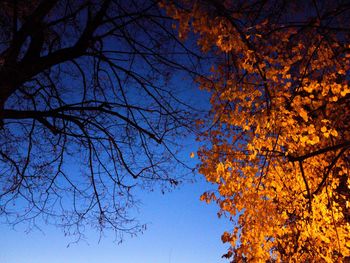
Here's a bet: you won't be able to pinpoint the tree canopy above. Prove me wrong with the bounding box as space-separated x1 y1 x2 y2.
0 0 201 239
165 0 350 261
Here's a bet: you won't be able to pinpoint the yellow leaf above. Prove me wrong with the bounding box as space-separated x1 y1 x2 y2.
330 129 338 137
299 108 308 122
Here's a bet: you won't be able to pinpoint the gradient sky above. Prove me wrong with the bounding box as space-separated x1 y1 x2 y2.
0 70 234 263
0 1 233 257
0 174 232 263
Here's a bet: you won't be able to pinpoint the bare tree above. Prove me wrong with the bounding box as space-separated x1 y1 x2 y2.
0 0 201 240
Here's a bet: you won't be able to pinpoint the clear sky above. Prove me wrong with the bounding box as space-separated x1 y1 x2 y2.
0 73 233 263
0 175 232 263
0 1 234 262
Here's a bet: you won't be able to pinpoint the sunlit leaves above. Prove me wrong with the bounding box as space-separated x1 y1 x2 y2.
165 0 350 261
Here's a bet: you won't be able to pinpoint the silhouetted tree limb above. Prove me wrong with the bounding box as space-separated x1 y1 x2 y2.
0 0 202 239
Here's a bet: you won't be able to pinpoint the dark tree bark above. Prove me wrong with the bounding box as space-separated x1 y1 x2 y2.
0 0 202 239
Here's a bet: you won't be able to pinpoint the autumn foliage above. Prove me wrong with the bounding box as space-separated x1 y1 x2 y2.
164 0 350 261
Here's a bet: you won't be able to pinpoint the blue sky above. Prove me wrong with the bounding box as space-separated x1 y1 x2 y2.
0 59 236 263
0 1 235 262
0 176 232 263
0 75 233 263
0 50 235 263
